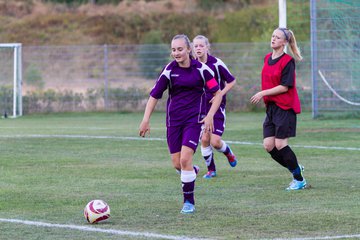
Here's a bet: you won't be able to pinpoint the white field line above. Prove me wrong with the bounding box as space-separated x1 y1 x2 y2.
1 135 359 239
0 218 209 240
1 218 359 240
271 234 360 240
1 134 360 151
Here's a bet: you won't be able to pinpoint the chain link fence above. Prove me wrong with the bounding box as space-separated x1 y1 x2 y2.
310 0 360 117
0 42 312 114
1 0 359 116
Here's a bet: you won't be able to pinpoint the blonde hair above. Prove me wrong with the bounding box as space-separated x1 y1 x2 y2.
192 35 210 60
278 28 303 61
171 34 194 59
193 35 211 53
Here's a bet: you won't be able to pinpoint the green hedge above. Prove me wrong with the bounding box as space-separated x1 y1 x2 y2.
0 85 314 114
21 87 149 114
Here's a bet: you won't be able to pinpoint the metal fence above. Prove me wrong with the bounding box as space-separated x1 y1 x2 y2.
0 0 359 116
0 42 312 114
310 0 360 117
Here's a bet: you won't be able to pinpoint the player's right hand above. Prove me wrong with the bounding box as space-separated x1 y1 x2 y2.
139 120 150 137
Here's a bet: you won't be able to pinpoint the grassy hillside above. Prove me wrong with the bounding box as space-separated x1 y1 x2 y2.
0 0 309 45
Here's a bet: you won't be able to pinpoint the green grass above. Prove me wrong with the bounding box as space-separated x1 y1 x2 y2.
0 112 359 240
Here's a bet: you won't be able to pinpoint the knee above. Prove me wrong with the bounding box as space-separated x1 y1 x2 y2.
201 133 210 145
210 138 222 149
180 157 192 169
171 156 181 170
263 137 275 152
275 142 286 150
263 142 274 153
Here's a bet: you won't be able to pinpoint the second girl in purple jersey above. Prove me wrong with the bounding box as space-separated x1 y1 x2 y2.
139 34 222 214
193 35 238 179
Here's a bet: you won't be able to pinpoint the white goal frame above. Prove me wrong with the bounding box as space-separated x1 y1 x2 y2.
0 43 22 117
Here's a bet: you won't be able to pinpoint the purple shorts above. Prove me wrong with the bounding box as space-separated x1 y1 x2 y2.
167 123 202 154
211 116 226 137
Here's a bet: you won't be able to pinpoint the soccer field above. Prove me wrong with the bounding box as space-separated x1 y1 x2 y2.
0 112 359 240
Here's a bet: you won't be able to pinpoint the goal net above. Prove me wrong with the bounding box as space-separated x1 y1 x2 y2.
0 43 22 118
310 0 360 117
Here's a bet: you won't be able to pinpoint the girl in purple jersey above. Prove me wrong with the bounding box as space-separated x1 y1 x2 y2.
250 28 307 190
193 35 238 179
139 34 222 213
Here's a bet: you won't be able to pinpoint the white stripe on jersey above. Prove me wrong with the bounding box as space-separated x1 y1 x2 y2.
197 62 215 84
151 62 172 91
220 106 226 128
213 57 233 85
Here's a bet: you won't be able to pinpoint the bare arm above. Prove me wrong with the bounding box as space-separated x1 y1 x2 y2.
221 79 236 96
250 85 288 104
209 80 236 105
139 96 158 137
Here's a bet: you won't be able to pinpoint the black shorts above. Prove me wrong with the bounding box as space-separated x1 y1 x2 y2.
263 103 297 139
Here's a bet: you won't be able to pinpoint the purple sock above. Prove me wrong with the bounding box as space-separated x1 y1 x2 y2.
223 146 231 155
182 180 195 204
204 154 216 171
193 166 199 175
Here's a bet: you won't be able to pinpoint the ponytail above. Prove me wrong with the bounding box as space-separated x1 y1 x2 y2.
278 28 303 61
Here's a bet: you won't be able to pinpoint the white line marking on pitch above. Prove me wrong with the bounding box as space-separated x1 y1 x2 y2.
1 134 360 151
271 234 360 240
0 218 209 240
1 218 359 240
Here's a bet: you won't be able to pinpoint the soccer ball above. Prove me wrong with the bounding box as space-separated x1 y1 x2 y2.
84 199 110 224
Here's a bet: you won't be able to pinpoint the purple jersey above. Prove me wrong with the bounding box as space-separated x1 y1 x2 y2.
150 59 219 127
205 55 235 117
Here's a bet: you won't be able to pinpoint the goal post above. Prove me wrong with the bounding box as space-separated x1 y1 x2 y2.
279 0 360 118
278 0 287 28
310 0 360 117
278 0 287 53
0 43 22 118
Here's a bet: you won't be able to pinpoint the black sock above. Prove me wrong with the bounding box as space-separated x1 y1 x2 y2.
278 146 303 181
269 147 287 168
